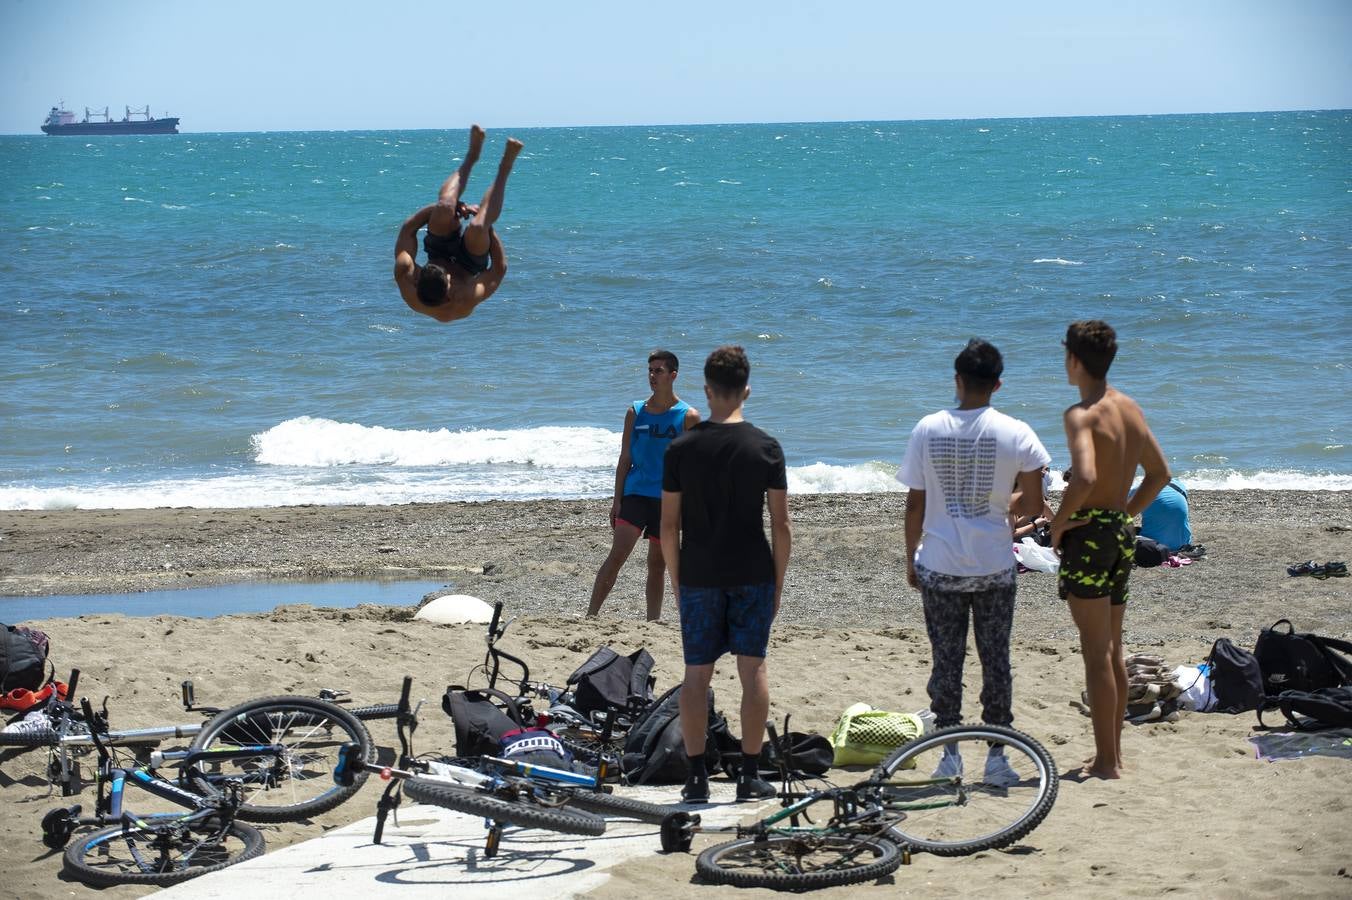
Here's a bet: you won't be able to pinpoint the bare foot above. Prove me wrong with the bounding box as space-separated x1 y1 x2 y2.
505 137 524 158
1082 756 1126 771
467 124 486 162
1078 761 1122 780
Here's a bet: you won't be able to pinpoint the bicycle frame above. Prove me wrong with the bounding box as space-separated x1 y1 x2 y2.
336 675 610 846
42 698 285 850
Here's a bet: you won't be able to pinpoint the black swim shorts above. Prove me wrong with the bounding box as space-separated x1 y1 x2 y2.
423 229 490 276
1058 508 1135 605
617 494 662 540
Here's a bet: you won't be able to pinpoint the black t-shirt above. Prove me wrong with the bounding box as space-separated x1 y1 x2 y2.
662 421 788 587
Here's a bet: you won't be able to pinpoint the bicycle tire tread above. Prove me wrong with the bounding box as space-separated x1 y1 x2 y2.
403 777 606 836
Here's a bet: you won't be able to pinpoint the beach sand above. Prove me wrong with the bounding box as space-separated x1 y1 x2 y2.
1 491 1350 898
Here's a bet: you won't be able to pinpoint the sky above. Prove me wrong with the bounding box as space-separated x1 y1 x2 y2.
2 0 1350 134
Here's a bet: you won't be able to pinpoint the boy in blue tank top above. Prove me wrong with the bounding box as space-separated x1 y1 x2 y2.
587 350 701 620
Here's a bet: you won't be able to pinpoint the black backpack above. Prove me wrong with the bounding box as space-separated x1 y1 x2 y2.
441 686 525 757
620 684 727 785
1 624 49 693
565 646 656 719
1134 537 1168 568
1260 686 1352 730
1254 620 1352 697
1206 638 1265 714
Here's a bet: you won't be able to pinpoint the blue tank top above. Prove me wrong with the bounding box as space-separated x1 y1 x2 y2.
624 400 691 498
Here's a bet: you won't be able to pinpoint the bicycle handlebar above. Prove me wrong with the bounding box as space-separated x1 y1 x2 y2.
79 698 109 762
488 601 503 640
397 676 413 714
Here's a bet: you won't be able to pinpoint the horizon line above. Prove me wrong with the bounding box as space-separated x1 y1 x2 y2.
3 106 1349 137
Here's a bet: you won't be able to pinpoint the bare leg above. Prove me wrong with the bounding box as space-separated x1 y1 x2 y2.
680 664 715 757
736 655 770 757
586 522 641 617
1108 603 1128 770
463 137 523 256
644 540 665 621
429 125 485 234
1068 596 1122 779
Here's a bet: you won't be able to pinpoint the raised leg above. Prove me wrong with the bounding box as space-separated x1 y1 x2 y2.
428 125 485 235
463 137 523 256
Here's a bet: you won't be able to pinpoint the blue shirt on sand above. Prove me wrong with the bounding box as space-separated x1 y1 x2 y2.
1138 480 1192 551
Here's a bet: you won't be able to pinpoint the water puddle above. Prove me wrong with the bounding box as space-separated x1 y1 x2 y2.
0 578 450 621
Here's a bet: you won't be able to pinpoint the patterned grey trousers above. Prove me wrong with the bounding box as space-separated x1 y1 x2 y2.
916 566 1017 729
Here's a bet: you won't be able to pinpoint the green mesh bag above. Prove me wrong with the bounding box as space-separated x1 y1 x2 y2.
829 702 925 766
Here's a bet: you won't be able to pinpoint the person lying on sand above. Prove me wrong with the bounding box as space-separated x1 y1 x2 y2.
394 125 523 322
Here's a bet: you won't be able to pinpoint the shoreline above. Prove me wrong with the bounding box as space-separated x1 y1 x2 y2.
3 490 1349 643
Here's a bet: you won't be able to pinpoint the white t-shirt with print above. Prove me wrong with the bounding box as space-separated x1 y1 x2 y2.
897 406 1051 577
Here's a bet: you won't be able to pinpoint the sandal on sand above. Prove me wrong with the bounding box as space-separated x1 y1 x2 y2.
1178 544 1207 560
1287 560 1319 577
1311 561 1348 580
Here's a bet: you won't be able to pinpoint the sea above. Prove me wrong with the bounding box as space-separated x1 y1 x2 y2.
2 111 1349 511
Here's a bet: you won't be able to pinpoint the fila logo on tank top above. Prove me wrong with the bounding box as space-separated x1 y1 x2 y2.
624 400 690 498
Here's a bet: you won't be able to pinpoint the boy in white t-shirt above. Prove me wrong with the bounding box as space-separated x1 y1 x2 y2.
897 339 1050 781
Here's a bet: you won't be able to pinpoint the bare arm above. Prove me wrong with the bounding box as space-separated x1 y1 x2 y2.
394 205 434 281
1010 468 1045 518
767 488 791 616
660 489 682 601
905 489 925 589
610 407 637 525
683 406 701 430
1126 423 1171 518
1051 407 1096 547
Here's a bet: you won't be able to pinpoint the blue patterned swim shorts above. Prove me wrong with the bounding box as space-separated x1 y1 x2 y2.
678 583 776 665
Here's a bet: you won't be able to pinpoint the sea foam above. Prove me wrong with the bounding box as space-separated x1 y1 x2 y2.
251 416 619 468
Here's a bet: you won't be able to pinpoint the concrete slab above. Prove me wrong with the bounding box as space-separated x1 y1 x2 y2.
160 784 754 899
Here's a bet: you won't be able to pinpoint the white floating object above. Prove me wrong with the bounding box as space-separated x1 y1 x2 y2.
414 594 495 624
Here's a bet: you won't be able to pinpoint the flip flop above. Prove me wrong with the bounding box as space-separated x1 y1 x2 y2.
1287 560 1319 577
1321 561 1348 578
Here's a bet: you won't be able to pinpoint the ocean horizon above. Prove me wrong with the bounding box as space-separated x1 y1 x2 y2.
2 111 1349 509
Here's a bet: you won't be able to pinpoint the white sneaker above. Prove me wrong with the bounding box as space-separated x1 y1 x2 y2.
983 748 1021 787
932 746 963 779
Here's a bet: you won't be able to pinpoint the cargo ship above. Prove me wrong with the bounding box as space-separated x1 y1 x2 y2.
41 104 180 135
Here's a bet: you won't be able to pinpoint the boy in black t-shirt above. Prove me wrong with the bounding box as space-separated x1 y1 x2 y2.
661 345 792 803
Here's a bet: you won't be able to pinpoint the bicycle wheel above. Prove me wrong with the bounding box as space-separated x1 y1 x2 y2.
187 696 373 823
565 790 675 824
872 723 1058 856
403 777 606 836
63 816 265 887
696 834 902 889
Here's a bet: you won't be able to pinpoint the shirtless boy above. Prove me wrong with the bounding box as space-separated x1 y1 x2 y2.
394 125 523 322
1051 320 1170 780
